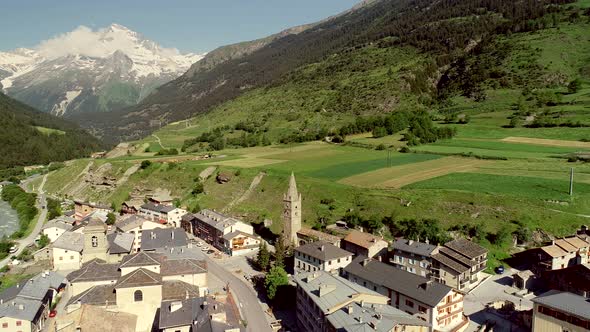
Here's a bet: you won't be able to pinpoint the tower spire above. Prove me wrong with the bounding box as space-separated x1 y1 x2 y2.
287 172 299 200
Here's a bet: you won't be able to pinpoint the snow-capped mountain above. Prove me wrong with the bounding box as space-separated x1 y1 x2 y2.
0 24 204 116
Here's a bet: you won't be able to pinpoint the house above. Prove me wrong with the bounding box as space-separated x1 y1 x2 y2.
42 217 74 243
74 200 111 221
115 215 166 252
222 231 261 256
294 271 428 332
391 238 438 278
341 230 388 259
148 191 174 206
191 210 256 254
517 236 590 273
52 232 85 270
66 251 208 332
138 202 187 227
140 228 188 252
541 264 590 298
532 290 590 331
431 238 488 291
180 214 198 235
121 199 144 215
51 218 134 271
158 294 241 332
344 256 469 332
294 240 353 275
297 227 341 247
54 304 137 332
0 271 66 332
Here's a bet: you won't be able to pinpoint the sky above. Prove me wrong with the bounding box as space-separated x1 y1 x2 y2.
0 0 361 54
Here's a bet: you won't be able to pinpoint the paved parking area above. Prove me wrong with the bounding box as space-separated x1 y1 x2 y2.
464 268 532 332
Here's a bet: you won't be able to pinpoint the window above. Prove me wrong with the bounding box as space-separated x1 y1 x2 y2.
409 259 415 265
337 258 341 263
16 321 21 326
134 290 143 302
59 257 63 261
419 306 427 313
70 256 74 260
2 323 7 328
91 236 98 247
420 262 427 268
405 299 414 307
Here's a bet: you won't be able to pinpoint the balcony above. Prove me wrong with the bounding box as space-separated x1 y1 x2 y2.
437 308 463 322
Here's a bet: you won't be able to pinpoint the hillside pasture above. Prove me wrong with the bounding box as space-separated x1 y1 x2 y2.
501 137 590 148
340 157 489 188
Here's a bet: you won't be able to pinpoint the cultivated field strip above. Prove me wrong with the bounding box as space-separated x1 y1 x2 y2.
501 136 590 148
339 157 489 188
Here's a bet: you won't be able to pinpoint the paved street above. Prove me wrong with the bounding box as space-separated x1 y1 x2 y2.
167 238 273 332
0 174 48 268
464 269 532 332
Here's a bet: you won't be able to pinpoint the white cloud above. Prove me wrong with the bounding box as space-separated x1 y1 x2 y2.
36 24 183 60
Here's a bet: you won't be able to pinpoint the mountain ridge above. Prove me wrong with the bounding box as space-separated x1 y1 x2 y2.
0 24 204 117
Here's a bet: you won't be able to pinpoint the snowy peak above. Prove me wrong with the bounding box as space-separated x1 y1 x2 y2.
0 24 205 116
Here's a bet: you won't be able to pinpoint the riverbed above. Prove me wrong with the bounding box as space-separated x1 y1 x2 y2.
0 200 19 238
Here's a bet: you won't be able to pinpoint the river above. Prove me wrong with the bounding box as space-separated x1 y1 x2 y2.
0 200 19 238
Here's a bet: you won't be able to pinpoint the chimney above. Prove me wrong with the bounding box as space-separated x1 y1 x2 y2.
362 258 370 267
171 231 175 239
425 238 430 245
408 239 413 245
18 304 24 310
320 245 325 251
170 301 183 313
185 290 189 300
347 305 354 315
360 300 365 307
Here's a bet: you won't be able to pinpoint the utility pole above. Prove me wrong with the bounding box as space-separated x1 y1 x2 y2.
569 167 574 196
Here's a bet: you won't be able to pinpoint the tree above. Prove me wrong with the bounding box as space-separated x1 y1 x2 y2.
372 127 387 138
37 234 50 248
257 242 270 271
265 265 288 300
192 182 204 196
140 160 152 169
274 235 286 269
568 79 581 94
106 212 116 225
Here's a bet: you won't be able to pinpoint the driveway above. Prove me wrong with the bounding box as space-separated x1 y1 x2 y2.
0 174 48 268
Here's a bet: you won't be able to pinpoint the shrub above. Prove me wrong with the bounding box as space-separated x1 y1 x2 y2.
140 160 152 169
375 144 387 150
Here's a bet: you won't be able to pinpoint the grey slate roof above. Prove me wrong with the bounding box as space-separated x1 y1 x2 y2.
115 268 162 289
345 256 452 307
194 209 242 232
141 202 175 214
161 259 207 276
159 297 204 329
119 252 163 268
0 297 43 321
327 301 429 332
68 284 117 306
222 230 256 241
42 218 74 231
115 215 146 232
294 271 387 313
107 232 135 254
16 272 65 300
532 290 590 320
53 231 84 252
67 259 120 283
445 238 487 259
431 253 470 274
295 240 352 261
393 238 437 257
141 228 187 251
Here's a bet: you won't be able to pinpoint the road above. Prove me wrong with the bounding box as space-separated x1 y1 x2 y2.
0 174 48 268
180 238 272 332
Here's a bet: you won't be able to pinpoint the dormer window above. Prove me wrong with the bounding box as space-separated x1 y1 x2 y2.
91 236 98 247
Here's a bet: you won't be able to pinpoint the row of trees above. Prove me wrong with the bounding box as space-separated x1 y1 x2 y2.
1 184 38 238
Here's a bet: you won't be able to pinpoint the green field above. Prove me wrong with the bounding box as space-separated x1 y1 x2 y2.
34 126 66 135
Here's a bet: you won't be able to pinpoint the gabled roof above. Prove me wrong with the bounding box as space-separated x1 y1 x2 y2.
119 252 163 268
438 247 477 268
67 259 120 283
162 281 200 301
159 298 204 329
57 304 137 332
42 218 74 231
68 284 116 306
161 259 207 276
295 240 352 261
107 232 135 254
140 202 176 214
85 217 107 231
393 238 437 257
297 227 341 244
431 253 470 274
0 297 43 321
115 268 162 289
563 236 590 249
554 239 577 253
115 215 147 232
193 209 243 232
222 230 256 241
141 228 188 251
343 231 387 250
53 232 84 252
345 256 452 307
444 238 487 259
541 245 569 258
532 290 590 320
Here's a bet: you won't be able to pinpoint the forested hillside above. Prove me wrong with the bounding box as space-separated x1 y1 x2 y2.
0 92 105 170
77 0 577 142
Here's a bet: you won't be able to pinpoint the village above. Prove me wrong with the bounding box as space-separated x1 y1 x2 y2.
0 174 588 332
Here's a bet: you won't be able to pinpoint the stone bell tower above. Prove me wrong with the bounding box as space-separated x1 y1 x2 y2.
82 217 108 263
283 172 302 247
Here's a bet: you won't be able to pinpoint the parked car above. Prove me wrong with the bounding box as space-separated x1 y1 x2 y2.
207 249 215 254
197 241 203 247
495 265 505 274
9 246 18 254
49 310 57 318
